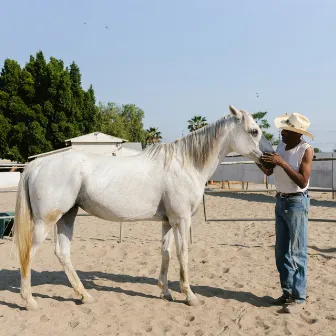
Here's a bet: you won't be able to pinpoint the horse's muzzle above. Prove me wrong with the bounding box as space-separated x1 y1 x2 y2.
260 151 276 169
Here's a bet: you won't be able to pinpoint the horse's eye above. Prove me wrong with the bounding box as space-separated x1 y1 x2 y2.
250 129 259 137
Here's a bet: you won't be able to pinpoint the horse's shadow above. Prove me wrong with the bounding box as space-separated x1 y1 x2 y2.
0 269 272 309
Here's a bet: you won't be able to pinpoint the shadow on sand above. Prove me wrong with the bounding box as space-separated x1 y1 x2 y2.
205 190 336 208
0 268 273 310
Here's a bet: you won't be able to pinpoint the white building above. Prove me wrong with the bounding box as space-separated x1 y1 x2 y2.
0 159 21 188
28 132 142 161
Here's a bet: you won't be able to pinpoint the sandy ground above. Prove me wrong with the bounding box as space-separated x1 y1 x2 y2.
1 187 336 336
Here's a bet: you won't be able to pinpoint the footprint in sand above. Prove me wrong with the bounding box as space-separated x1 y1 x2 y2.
148 267 157 275
164 325 172 333
199 250 208 258
301 314 318 324
236 249 251 257
69 320 79 328
40 315 50 322
81 307 92 314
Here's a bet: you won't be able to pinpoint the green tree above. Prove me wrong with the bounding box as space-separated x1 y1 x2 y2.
314 148 322 153
251 111 278 145
120 104 146 144
0 111 10 156
97 102 128 139
187 116 208 132
0 51 98 162
96 102 147 146
82 85 98 134
146 127 162 145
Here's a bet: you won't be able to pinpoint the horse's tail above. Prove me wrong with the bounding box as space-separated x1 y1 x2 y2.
14 160 39 277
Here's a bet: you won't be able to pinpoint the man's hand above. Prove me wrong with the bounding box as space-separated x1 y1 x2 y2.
260 153 285 167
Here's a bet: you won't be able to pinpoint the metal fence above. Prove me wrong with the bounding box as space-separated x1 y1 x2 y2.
210 152 336 192
204 155 336 223
1 156 336 242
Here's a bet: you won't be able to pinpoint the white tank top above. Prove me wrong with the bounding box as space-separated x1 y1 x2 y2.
274 140 312 193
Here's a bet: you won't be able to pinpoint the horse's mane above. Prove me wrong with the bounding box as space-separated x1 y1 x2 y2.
141 115 234 171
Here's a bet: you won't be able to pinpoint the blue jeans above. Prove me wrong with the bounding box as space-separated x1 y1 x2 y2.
275 192 310 302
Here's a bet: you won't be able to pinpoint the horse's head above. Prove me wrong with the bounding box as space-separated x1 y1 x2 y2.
228 105 274 164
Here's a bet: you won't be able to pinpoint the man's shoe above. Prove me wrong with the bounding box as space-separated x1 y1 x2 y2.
269 293 292 306
282 300 305 314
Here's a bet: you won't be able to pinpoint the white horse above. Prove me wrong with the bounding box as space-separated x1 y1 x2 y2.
14 105 273 310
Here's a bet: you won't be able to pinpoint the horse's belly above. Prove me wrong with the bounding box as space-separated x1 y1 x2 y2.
78 191 164 222
78 162 167 222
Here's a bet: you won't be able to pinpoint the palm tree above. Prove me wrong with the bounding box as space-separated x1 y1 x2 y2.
187 116 208 132
146 127 162 145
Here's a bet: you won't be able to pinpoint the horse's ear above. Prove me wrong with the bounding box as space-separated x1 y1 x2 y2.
229 105 243 120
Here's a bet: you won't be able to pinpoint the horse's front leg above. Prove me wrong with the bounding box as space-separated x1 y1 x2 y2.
158 221 174 301
173 216 200 306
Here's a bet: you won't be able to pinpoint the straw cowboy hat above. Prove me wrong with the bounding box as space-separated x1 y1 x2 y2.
274 112 314 139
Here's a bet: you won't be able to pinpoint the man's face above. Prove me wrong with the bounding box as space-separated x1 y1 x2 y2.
281 129 301 144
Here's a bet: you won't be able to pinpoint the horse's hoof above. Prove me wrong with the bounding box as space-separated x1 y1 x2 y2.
185 297 201 306
158 281 164 290
82 295 95 304
160 292 175 301
25 300 40 311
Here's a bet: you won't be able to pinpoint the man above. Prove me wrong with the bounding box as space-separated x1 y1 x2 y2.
258 112 314 314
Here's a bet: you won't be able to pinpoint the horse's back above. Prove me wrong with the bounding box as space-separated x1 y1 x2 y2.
77 153 168 221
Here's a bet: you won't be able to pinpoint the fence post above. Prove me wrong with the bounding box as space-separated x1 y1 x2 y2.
332 153 335 199
265 175 269 190
119 222 123 243
203 193 207 222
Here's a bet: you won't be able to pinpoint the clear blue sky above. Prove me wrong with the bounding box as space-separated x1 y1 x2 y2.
1 0 335 150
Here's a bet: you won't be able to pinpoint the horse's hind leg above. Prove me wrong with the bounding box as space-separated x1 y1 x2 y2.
158 221 174 301
21 219 56 311
173 216 200 306
54 207 94 304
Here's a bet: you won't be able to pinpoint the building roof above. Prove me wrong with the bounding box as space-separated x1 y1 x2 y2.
28 147 73 160
119 147 142 156
65 132 128 144
122 142 142 151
